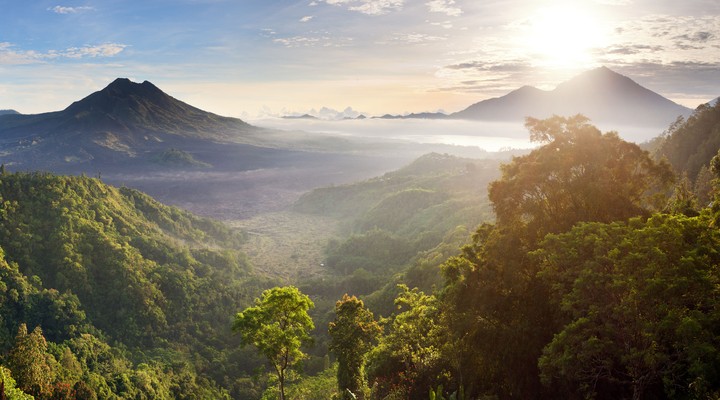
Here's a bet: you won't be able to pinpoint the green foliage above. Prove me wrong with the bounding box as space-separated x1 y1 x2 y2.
0 172 269 398
261 366 338 400
295 153 495 236
325 230 418 275
435 116 677 398
490 114 673 244
7 324 56 398
233 286 315 400
0 366 34 400
654 101 720 182
536 213 720 399
329 294 381 399
367 286 450 400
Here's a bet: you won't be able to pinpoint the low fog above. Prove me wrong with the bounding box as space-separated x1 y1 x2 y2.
251 117 668 150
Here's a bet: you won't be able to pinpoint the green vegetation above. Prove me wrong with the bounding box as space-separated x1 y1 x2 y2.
296 114 720 399
233 286 315 400
653 101 720 203
0 172 276 399
295 152 499 314
329 294 381 399
4 110 720 399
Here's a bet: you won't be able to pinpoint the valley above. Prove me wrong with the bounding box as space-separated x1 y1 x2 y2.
0 68 718 399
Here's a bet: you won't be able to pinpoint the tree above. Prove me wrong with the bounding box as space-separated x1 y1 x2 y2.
489 114 672 243
7 324 57 398
0 366 34 400
232 286 314 400
437 116 674 398
329 294 381 399
536 214 720 399
366 285 450 399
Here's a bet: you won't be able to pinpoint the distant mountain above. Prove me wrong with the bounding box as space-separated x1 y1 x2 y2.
375 112 448 120
0 78 264 170
0 109 19 116
452 67 692 128
282 114 318 120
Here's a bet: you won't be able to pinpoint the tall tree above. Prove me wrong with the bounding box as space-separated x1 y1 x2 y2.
489 114 672 243
439 115 674 398
232 286 314 400
329 294 381 399
7 324 56 398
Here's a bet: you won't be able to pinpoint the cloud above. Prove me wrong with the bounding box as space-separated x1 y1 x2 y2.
383 33 447 44
62 44 128 58
601 44 665 55
273 33 353 48
443 60 533 73
284 106 364 120
673 31 714 43
429 20 453 29
426 0 462 17
0 42 128 65
48 5 95 14
322 0 404 15
616 15 720 48
300 16 314 22
600 60 720 99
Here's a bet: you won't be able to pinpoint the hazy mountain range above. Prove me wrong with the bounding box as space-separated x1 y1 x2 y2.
0 67 699 176
379 67 694 128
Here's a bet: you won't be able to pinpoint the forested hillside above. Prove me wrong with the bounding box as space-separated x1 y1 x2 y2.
0 172 276 399
5 111 720 399
242 115 720 400
293 153 499 319
653 101 720 204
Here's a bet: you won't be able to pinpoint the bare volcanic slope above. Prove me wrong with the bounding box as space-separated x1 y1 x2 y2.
0 78 264 171
452 67 692 128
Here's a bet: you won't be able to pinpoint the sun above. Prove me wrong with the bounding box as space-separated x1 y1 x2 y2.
523 5 607 69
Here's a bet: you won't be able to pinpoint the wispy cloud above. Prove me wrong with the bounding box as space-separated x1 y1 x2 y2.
300 16 314 22
0 42 128 65
600 44 665 55
273 33 353 48
426 0 462 17
383 33 447 44
323 0 404 15
443 60 532 73
48 5 95 14
63 44 128 58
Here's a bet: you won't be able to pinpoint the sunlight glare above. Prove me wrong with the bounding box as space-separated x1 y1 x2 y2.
525 5 607 69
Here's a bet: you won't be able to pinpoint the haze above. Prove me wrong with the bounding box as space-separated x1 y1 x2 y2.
1 0 719 118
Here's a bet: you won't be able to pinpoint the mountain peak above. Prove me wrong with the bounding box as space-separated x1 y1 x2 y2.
101 78 164 97
452 66 692 130
554 66 633 91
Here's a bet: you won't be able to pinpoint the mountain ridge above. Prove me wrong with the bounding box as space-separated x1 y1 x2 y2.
0 78 264 171
451 66 692 128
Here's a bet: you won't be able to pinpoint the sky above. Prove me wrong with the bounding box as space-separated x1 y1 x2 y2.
0 0 719 118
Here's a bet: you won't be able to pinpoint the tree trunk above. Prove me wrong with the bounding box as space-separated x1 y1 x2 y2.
279 371 285 400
